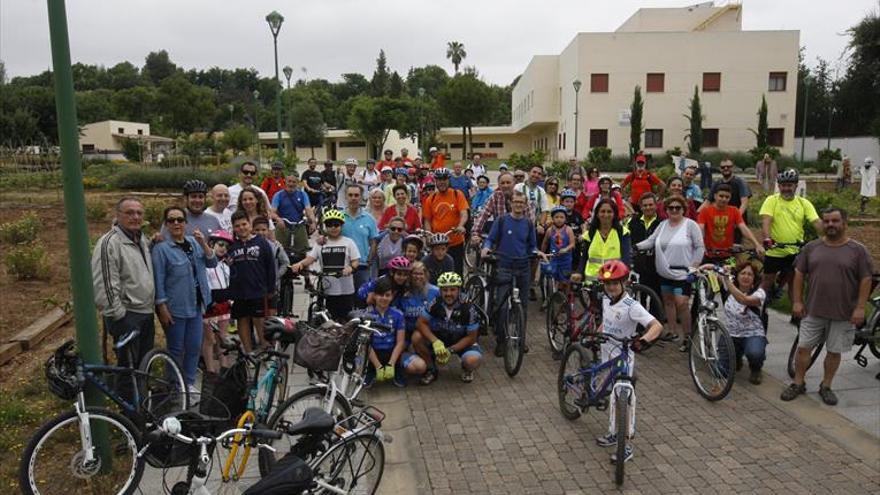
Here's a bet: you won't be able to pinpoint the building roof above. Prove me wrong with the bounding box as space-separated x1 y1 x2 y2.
438 126 519 136
111 133 173 143
616 2 742 33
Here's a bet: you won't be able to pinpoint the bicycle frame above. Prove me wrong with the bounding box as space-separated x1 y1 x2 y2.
691 269 724 361
79 362 145 418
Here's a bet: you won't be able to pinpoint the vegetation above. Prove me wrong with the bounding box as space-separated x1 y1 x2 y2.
685 86 703 155
0 212 41 244
85 198 108 222
5 242 51 280
629 86 643 158
446 41 467 74
587 146 612 165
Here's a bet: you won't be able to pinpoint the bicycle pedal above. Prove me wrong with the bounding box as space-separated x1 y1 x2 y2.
594 399 609 411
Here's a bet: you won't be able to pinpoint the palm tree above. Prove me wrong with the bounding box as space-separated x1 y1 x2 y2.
446 41 466 74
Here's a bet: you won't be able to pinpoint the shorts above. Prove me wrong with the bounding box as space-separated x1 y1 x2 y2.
231 298 268 319
798 315 855 354
434 342 483 361
763 254 798 276
660 277 692 297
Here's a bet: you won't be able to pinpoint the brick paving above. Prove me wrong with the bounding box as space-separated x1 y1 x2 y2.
386 300 880 494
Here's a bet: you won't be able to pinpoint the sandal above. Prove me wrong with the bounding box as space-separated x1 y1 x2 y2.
660 332 678 342
419 368 438 386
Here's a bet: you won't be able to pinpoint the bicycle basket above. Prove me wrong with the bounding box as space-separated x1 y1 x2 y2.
143 392 231 468
293 321 353 372
45 340 82 401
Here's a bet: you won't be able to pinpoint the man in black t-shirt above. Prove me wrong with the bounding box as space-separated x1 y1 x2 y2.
301 158 324 206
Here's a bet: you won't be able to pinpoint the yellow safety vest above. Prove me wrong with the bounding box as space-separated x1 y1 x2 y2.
581 228 624 278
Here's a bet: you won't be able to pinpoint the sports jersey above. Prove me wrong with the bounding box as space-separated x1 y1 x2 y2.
601 294 655 366
362 306 405 352
697 204 743 253
621 170 661 205
421 298 479 345
758 194 819 257
423 188 469 246
306 236 359 296
399 285 440 334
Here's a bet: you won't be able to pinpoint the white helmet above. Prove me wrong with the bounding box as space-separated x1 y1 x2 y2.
865 157 874 165
345 158 358 166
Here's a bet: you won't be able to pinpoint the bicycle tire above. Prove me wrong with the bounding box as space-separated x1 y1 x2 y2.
464 275 488 336
465 243 480 273
139 348 188 421
258 385 354 477
558 343 591 420
19 407 144 495
688 319 736 401
868 317 880 359
614 387 630 486
627 283 665 327
546 292 569 355
786 327 824 378
504 302 525 377
310 432 385 495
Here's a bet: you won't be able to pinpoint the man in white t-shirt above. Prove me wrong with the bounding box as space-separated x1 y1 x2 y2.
469 153 487 178
228 161 270 212
359 159 381 192
206 184 233 231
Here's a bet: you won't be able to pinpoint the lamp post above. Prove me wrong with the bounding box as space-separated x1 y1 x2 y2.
266 10 284 159
227 104 234 126
283 66 293 153
572 79 582 159
799 79 809 166
418 87 425 156
253 89 261 167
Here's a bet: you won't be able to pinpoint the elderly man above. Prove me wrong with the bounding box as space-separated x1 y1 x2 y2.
206 184 232 231
400 148 414 165
755 153 778 192
229 161 269 212
429 146 446 170
469 153 487 177
91 197 155 399
336 158 362 208
450 161 472 200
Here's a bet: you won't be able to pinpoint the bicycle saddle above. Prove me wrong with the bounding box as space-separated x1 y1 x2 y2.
284 407 335 436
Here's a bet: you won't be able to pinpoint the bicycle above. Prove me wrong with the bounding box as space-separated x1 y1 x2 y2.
19 337 186 495
682 264 737 401
463 251 496 339
485 250 533 377
557 333 639 486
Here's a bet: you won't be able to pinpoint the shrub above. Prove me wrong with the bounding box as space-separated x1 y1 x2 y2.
5 242 51 280
655 165 677 182
606 155 634 173
817 148 842 168
81 176 105 189
112 166 237 190
143 198 170 233
545 161 571 180
0 212 40 244
0 171 62 191
507 149 547 170
587 147 612 165
85 199 108 223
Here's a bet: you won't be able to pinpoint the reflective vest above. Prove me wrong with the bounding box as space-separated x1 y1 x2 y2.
581 228 625 278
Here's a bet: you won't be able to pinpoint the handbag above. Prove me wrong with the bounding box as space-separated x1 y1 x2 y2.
293 321 354 372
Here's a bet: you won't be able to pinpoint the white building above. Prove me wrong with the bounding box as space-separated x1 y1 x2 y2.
79 120 173 161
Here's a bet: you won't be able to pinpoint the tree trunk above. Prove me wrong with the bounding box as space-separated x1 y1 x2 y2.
461 126 466 160
468 126 473 160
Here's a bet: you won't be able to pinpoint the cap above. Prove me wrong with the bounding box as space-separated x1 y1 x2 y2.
635 155 646 164
344 158 358 166
380 166 393 174
429 146 438 152
498 163 509 170
271 161 284 169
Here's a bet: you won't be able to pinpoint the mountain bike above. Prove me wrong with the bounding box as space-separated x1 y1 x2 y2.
463 252 496 339
489 251 534 377
557 333 639 486
19 337 185 495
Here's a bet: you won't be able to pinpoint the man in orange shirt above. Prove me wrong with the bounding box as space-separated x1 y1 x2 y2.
423 168 469 273
429 146 446 170
621 155 664 211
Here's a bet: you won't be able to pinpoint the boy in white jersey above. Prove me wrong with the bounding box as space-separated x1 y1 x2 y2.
594 260 662 463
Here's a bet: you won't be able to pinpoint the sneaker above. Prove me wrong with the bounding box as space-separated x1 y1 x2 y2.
748 370 762 385
780 382 806 401
596 433 617 447
818 384 838 406
363 371 375 389
392 374 407 388
461 369 474 383
187 384 200 398
678 340 689 353
419 368 438 386
610 445 634 464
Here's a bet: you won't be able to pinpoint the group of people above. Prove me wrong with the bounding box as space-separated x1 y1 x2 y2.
89 148 875 414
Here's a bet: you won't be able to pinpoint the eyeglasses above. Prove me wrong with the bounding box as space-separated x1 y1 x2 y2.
166 217 186 224
242 170 257 176
666 206 684 212
388 227 404 232
121 209 144 217
720 165 732 170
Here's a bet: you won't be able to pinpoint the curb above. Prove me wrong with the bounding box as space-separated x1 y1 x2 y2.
363 388 430 494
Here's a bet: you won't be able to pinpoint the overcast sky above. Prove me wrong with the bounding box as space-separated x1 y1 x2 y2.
2 0 876 85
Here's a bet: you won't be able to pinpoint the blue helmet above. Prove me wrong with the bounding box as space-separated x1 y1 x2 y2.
395 167 409 177
433 168 451 179
551 206 568 217
560 188 577 200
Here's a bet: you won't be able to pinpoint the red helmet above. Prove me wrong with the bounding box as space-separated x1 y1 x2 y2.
597 260 630 282
209 230 234 244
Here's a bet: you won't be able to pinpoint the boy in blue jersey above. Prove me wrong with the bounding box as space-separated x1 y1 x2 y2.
413 272 483 384
363 278 425 388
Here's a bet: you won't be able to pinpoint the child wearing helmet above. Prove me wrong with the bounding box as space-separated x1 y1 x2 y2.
202 230 234 374
594 260 662 462
541 206 577 293
413 271 482 384
362 278 412 389
421 232 454 285
357 256 411 308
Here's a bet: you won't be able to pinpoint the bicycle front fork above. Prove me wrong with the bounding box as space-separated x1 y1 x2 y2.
74 394 97 464
608 383 636 439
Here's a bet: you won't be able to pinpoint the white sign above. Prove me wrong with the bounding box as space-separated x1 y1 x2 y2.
618 109 631 127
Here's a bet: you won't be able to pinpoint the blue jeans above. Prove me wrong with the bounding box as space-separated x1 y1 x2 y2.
732 336 767 371
166 315 203 386
494 266 531 347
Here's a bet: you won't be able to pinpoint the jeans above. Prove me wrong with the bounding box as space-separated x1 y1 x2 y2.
732 336 767 371
104 311 155 405
165 314 203 386
494 266 531 347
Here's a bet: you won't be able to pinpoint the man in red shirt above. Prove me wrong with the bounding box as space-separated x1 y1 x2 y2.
697 183 764 263
377 149 396 170
400 148 414 165
429 146 446 170
621 155 664 210
260 161 286 201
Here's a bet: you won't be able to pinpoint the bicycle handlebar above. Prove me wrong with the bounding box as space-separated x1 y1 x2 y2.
148 417 282 447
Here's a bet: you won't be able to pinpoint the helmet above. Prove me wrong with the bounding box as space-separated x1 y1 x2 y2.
437 271 463 288
597 260 630 282
498 162 509 170
263 316 301 345
433 168 451 179
386 256 411 271
598 175 613 185
182 179 207 195
344 158 358 167
427 232 449 246
395 167 409 177
209 230 234 244
45 341 82 400
777 168 799 184
560 188 577 200
402 234 424 251
322 208 346 224
271 161 284 170
550 206 568 217
380 166 393 174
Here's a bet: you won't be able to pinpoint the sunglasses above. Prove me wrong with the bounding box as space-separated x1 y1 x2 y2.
166 217 186 224
325 222 343 228
666 206 683 212
720 166 732 169
242 170 257 176
388 227 404 232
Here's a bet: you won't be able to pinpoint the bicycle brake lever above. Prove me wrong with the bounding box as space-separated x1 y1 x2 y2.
257 444 278 453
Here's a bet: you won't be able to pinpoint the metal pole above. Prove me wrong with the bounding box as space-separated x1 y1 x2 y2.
800 80 809 166
573 88 580 158
46 0 109 458
273 37 283 159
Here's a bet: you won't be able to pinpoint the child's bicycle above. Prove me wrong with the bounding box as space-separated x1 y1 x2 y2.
557 332 641 486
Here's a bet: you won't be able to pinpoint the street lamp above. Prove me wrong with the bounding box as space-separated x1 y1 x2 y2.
253 89 262 166
572 79 582 159
283 66 293 89
283 65 293 153
227 104 234 125
418 87 426 156
266 10 284 159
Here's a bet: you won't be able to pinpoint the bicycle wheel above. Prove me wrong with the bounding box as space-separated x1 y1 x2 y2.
139 348 188 420
464 243 480 274
688 319 736 401
557 343 591 420
258 386 353 476
614 387 630 486
504 302 525 377
627 283 664 327
546 292 570 355
464 275 486 311
19 407 144 495
786 326 824 378
310 433 385 495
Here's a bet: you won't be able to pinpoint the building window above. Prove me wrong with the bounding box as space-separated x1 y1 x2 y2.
137 129 144 135
563 133 567 150
338 140 366 148
703 128 719 147
646 73 665 93
769 72 787 92
471 142 485 149
589 129 608 148
117 127 125 134
450 143 463 149
768 128 785 147
702 72 721 92
489 142 504 148
590 73 609 93
644 129 663 148
82 144 95 151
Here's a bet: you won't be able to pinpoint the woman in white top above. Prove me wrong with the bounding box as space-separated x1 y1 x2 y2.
635 195 705 351
720 260 767 385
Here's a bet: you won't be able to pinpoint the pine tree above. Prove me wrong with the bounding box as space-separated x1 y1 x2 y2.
629 86 643 158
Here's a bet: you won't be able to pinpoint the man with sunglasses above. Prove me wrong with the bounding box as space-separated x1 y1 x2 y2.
229 161 269 213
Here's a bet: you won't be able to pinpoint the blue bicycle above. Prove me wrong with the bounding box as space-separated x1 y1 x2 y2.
557 332 638 486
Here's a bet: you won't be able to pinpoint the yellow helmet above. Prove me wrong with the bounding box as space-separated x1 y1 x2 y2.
437 272 463 288
322 208 346 224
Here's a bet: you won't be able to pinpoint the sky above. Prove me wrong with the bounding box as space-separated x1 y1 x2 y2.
1 0 876 85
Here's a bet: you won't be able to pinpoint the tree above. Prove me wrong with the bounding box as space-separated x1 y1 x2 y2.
629 86 643 158
347 95 409 158
0 60 6 85
0 107 39 146
406 65 450 98
289 94 326 156
121 137 144 162
438 74 491 159
446 41 467 74
389 72 405 98
157 73 216 133
370 50 391 97
684 85 703 154
106 62 142 90
143 50 178 85
112 86 158 123
221 124 255 154
756 95 769 148
76 89 115 125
